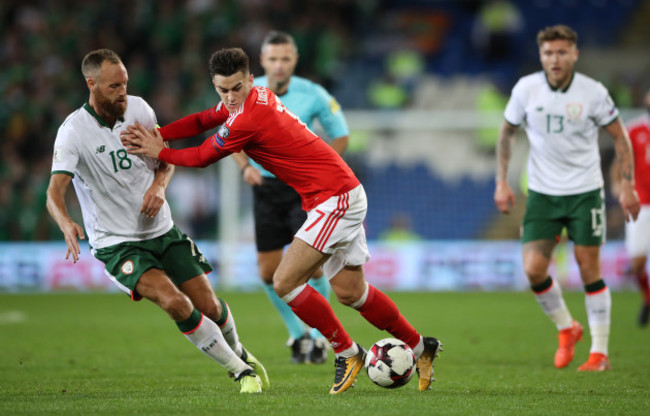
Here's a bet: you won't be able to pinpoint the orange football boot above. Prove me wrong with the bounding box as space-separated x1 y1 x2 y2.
554 320 583 368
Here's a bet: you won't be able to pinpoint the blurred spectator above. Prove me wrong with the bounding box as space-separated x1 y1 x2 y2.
379 213 422 242
475 76 509 152
0 0 361 241
471 0 524 62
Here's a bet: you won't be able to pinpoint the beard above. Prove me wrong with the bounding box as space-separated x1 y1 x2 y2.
94 88 127 120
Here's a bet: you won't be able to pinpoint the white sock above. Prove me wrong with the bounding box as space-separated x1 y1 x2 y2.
218 301 243 357
337 343 359 359
411 336 424 359
533 278 573 330
184 314 250 377
585 287 611 355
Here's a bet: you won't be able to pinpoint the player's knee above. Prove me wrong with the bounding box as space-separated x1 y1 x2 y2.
523 261 547 283
333 285 364 306
272 276 291 298
258 266 275 284
196 300 220 321
159 292 192 321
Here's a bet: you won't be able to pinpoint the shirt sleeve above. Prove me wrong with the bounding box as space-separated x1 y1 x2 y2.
158 104 225 140
51 126 79 176
503 80 526 126
158 135 232 167
313 84 349 139
591 82 619 127
141 99 158 131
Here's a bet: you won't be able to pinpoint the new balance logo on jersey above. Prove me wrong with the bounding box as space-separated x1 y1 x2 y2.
96 145 106 154
536 107 544 112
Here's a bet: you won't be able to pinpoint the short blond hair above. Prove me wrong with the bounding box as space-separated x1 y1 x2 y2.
536 25 578 47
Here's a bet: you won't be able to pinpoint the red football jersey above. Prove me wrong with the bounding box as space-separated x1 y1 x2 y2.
627 115 650 204
158 86 360 211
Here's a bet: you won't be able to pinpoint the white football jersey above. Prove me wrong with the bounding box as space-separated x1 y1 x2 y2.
504 71 618 195
51 96 173 249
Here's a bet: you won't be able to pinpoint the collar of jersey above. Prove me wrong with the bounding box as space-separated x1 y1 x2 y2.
83 102 125 129
545 71 575 93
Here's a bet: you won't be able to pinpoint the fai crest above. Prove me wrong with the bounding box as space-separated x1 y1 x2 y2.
566 103 582 121
120 260 135 275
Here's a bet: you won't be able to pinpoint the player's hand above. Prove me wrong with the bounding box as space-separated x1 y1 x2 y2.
121 122 165 159
141 182 165 218
618 183 640 222
494 181 516 214
61 221 85 263
243 165 263 186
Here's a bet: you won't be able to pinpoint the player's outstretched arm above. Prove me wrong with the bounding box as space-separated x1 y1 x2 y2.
494 121 518 214
606 118 641 221
46 173 85 263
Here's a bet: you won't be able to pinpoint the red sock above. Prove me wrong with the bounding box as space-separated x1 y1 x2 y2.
637 270 650 304
288 285 353 353
357 285 421 350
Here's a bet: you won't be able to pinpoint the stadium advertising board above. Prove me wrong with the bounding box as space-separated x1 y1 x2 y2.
0 241 635 293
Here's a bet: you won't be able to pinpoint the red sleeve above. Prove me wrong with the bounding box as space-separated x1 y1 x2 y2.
158 106 224 141
158 136 232 167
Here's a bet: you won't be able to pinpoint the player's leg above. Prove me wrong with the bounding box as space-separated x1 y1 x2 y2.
625 207 650 326
138 270 262 392
95 236 260 392
274 238 363 394
522 191 581 368
307 266 330 364
523 239 576 331
332 267 441 392
180 274 242 356
564 189 610 371
630 255 650 326
254 180 311 363
258 249 311 363
574 244 611 371
180 274 270 389
159 226 265 390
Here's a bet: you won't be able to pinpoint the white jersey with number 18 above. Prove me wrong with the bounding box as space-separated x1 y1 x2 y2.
504 71 618 196
50 96 173 250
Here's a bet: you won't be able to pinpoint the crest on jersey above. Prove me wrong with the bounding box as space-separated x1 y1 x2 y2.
53 147 63 163
329 98 341 115
217 125 230 139
121 260 134 275
566 103 582 121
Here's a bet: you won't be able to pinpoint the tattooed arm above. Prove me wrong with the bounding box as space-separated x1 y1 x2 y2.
494 121 519 214
606 117 640 221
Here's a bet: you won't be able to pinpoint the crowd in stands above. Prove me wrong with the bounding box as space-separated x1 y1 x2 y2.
1 0 646 241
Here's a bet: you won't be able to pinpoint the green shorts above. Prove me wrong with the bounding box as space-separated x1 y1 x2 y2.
522 188 605 246
94 225 212 300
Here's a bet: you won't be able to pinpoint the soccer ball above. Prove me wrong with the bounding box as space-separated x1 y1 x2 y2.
364 338 416 388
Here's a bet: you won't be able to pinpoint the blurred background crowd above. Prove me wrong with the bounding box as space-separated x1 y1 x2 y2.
2 0 650 242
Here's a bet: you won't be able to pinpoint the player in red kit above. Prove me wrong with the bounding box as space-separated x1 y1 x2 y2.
121 47 442 394
612 89 650 325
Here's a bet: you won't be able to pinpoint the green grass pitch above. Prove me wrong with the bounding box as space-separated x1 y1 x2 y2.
1 291 649 415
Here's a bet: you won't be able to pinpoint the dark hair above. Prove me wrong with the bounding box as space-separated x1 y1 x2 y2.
536 25 578 47
261 31 297 52
208 48 250 78
81 49 122 79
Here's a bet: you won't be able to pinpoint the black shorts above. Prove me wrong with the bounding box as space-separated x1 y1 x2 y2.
253 177 306 252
